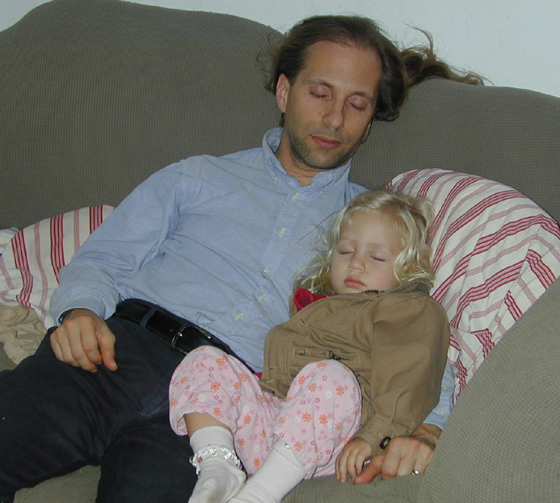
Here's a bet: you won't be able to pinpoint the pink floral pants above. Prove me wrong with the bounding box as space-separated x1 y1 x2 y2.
169 346 361 478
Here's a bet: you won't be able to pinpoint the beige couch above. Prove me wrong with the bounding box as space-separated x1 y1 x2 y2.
1 0 560 502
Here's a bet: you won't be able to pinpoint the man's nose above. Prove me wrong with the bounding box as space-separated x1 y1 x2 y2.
323 100 344 129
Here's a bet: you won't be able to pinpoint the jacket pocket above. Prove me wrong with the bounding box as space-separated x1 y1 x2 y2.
290 347 363 378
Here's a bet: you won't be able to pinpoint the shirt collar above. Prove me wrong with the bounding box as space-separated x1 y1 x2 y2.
262 128 353 192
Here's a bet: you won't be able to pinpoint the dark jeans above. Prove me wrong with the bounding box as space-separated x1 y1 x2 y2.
0 316 197 502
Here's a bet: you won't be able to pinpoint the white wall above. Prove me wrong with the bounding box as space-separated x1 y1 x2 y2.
2 0 559 97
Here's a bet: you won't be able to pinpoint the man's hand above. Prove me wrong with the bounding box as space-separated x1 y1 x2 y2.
335 437 373 483
352 423 441 484
50 308 118 372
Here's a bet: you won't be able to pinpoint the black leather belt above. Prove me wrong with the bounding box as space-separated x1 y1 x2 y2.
113 298 254 373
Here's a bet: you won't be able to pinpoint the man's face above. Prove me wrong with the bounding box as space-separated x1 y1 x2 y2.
275 40 382 186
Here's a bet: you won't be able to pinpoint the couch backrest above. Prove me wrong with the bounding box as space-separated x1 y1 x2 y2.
1 0 559 229
0 0 280 228
355 79 560 223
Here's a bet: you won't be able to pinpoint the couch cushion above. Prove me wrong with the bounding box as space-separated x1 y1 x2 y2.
388 168 560 398
418 276 560 503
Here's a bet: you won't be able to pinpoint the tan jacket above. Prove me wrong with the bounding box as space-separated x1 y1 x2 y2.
260 281 449 455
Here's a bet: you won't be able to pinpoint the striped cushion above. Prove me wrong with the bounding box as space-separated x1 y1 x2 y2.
0 205 114 328
388 169 560 398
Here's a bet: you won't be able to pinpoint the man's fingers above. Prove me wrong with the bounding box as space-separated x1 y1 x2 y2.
97 327 118 371
66 317 103 371
379 437 434 479
351 432 439 484
353 454 383 484
51 324 96 370
410 443 434 475
49 309 117 372
50 330 80 367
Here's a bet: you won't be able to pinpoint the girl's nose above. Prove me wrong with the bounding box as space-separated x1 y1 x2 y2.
348 255 365 271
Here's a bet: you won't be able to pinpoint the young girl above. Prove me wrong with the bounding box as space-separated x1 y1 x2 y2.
169 190 449 503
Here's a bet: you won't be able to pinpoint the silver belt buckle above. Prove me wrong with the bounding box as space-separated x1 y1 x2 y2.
171 323 190 350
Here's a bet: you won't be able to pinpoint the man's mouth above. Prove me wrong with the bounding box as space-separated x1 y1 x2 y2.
311 135 342 149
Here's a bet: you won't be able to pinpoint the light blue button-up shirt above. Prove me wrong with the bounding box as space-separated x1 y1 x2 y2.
50 127 453 426
51 128 364 372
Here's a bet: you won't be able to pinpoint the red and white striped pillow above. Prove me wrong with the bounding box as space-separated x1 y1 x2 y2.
0 205 114 328
388 169 560 399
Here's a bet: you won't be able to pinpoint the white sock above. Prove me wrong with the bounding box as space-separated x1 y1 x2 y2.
188 426 246 503
229 438 307 503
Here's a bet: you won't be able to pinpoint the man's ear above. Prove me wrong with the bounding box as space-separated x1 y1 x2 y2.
276 74 290 113
360 121 373 144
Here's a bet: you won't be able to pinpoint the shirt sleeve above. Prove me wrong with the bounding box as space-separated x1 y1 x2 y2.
422 359 455 430
49 162 188 322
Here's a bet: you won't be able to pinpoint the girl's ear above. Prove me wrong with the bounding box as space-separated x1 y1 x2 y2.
276 74 291 113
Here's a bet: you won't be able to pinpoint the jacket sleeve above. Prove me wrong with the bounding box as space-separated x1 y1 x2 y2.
353 294 449 455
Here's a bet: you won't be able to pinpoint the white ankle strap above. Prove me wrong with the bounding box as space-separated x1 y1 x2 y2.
190 445 243 475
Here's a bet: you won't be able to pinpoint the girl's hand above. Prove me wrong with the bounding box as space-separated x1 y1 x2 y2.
335 437 373 483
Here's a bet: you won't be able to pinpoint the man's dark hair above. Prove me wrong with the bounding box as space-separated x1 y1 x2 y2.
265 15 484 123
265 15 407 122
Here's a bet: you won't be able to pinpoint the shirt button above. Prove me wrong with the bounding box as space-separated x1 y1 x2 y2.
437 410 446 416
235 313 243 321
263 267 269 276
441 385 448 391
292 193 299 201
278 228 286 237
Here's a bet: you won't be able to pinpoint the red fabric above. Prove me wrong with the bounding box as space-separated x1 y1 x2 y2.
293 288 329 311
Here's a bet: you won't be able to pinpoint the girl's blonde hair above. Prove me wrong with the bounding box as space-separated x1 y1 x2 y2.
295 190 435 294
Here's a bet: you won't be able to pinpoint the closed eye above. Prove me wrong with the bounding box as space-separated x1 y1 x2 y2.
348 96 370 112
350 103 367 111
336 246 354 255
311 91 327 99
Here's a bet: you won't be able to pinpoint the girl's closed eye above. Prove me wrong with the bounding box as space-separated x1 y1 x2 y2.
336 245 354 255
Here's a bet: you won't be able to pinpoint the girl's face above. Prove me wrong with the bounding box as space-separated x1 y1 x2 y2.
330 211 403 294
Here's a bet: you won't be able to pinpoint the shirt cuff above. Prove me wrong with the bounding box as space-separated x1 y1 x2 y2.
52 298 110 326
423 359 455 430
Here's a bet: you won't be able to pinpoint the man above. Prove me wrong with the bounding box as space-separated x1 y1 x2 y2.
0 15 453 503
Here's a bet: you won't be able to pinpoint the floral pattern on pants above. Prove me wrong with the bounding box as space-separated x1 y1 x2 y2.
169 346 361 478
